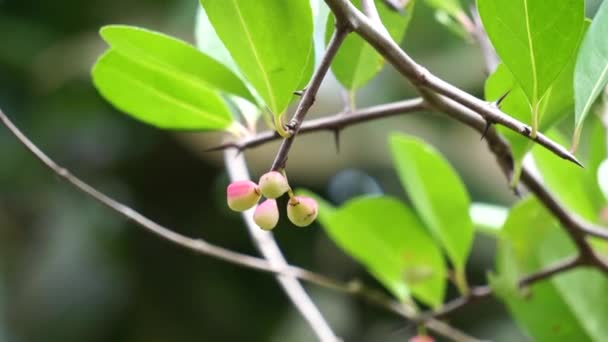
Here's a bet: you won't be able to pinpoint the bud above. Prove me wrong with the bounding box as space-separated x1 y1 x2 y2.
258 171 290 199
287 196 318 227
254 199 279 230
226 180 261 211
409 335 434 342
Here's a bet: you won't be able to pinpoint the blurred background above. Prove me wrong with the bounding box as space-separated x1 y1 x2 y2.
0 0 603 341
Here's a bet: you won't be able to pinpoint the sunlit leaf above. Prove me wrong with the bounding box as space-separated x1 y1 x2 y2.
495 197 608 341
200 0 314 116
315 195 446 308
470 202 508 235
574 0 608 148
478 0 584 132
390 134 473 279
532 130 605 222
101 25 255 103
92 50 234 131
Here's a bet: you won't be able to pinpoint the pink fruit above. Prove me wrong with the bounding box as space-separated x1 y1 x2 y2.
226 180 261 211
409 335 434 342
287 196 318 227
258 171 289 199
254 199 279 230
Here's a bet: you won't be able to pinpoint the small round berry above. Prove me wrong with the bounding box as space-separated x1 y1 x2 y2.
226 180 261 211
254 199 279 230
258 171 290 199
409 335 434 342
287 196 318 227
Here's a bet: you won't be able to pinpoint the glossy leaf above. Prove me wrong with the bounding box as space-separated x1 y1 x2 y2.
588 114 608 179
532 130 605 222
599 160 608 201
326 0 415 90
478 0 584 111
495 198 608 341
200 0 314 116
424 0 462 17
92 50 233 131
470 202 508 235
316 195 446 308
195 7 241 78
486 52 581 180
390 134 473 276
574 0 608 147
195 7 263 126
101 25 255 103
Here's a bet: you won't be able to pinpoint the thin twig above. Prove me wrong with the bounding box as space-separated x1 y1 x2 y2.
322 0 582 167
421 255 583 321
209 98 427 152
0 107 483 342
224 149 339 342
270 22 350 171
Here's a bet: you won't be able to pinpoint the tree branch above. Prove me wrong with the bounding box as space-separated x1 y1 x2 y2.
270 22 350 171
322 0 581 167
421 255 583 321
209 98 427 152
0 107 482 342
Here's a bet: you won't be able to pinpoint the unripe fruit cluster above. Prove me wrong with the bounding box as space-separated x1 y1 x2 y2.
226 171 318 230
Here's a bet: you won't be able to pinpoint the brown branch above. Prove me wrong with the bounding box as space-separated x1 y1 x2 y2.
0 107 482 342
210 98 427 152
322 0 582 167
421 255 583 321
270 22 350 171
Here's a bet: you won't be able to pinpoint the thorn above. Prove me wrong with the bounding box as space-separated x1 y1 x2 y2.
293 88 306 96
565 153 585 168
480 120 493 141
511 184 521 197
494 89 511 108
333 129 341 153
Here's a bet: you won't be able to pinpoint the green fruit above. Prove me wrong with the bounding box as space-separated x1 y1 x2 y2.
287 196 318 227
258 171 289 199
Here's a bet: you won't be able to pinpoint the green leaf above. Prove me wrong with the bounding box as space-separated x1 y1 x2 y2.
326 0 415 90
100 25 255 104
195 6 242 78
588 114 607 179
195 7 263 126
478 0 584 132
316 195 446 308
532 130 605 222
424 0 463 18
92 50 234 131
470 202 508 236
598 160 608 202
200 0 314 116
574 0 608 148
389 134 473 278
495 197 608 341
485 51 581 181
